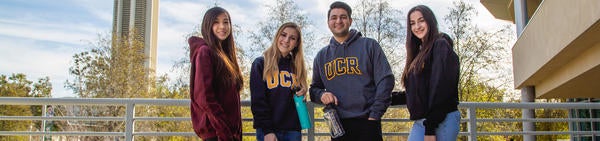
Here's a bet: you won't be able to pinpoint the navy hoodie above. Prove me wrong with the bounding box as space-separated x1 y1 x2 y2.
404 35 460 135
310 29 395 120
250 56 301 134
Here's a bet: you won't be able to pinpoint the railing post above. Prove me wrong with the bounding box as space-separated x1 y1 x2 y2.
307 102 315 141
590 108 597 141
467 107 477 141
521 86 536 141
41 105 47 141
125 103 135 141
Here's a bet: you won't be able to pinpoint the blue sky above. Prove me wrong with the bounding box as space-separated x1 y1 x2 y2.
0 0 513 98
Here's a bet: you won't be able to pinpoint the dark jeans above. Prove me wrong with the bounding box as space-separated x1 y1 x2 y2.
255 128 302 141
332 118 382 141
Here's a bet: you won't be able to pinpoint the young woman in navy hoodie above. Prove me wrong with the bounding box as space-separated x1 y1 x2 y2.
402 5 461 141
189 7 243 141
250 22 308 141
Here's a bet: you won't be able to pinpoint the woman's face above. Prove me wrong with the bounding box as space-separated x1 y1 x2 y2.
410 11 428 41
277 27 299 56
212 13 231 41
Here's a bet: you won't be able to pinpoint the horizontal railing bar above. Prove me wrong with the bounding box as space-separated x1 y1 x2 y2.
135 117 189 121
134 117 254 122
10 131 596 137
2 97 598 109
0 131 123 136
311 118 414 122
476 118 600 122
380 118 413 122
475 131 600 135
0 116 425 123
0 97 189 106
134 132 196 136
0 116 123 121
1 97 599 139
459 102 600 109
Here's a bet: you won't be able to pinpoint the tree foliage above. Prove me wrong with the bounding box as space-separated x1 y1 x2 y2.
444 1 565 140
352 0 406 90
444 1 517 140
247 0 319 66
0 73 52 140
63 31 158 140
66 31 153 99
444 0 514 102
350 0 412 140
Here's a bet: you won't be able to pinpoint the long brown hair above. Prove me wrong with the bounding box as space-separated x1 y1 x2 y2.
402 5 441 87
200 7 243 91
262 22 308 89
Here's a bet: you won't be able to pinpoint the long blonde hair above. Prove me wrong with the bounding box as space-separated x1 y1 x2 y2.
262 22 307 89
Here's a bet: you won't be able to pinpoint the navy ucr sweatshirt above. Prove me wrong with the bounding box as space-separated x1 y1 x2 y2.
250 56 301 134
310 29 395 120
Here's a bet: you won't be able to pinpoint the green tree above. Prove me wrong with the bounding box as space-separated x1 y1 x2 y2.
352 0 405 90
444 0 514 102
66 31 153 99
351 0 410 140
64 31 155 140
0 73 52 141
535 99 569 140
247 0 315 52
444 1 516 140
138 75 200 141
246 0 319 70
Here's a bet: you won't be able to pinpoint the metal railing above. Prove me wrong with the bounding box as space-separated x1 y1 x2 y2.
0 97 599 141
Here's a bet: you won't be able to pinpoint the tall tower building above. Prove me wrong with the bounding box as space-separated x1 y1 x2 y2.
112 0 159 73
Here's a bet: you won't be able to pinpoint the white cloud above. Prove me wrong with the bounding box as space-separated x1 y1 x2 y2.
160 1 208 24
224 1 263 27
70 0 114 23
155 23 189 79
0 37 80 98
0 19 101 45
0 1 110 98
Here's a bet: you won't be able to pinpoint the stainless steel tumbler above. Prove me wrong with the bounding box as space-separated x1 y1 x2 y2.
323 104 345 138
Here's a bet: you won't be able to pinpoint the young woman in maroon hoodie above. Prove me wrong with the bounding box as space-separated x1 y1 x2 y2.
189 6 243 141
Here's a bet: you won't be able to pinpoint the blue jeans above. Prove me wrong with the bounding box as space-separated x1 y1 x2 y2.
408 110 460 141
255 128 301 141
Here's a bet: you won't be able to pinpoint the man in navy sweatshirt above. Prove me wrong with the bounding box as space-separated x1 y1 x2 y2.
309 1 395 141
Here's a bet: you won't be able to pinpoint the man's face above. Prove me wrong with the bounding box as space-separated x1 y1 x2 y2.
328 8 352 38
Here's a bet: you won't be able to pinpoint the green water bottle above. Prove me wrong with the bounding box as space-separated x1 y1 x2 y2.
293 88 311 129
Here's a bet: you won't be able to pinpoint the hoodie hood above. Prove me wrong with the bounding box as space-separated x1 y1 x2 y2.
188 36 208 57
329 29 362 48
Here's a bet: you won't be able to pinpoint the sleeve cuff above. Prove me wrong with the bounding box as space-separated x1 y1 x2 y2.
263 128 275 135
313 90 325 104
425 129 436 135
424 120 437 135
369 111 383 120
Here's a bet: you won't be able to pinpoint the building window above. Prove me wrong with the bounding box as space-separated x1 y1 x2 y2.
570 98 600 141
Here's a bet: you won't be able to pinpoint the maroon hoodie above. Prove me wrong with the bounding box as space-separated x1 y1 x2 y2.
189 36 241 141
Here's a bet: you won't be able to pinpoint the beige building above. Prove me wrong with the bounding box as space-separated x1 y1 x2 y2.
112 0 159 72
481 0 600 99
481 0 600 140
